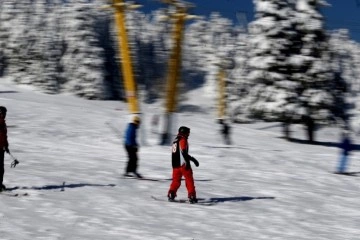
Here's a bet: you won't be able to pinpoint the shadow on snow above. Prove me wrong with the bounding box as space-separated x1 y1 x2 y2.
0 90 18 94
286 137 360 151
6 182 116 192
333 171 360 177
200 196 275 204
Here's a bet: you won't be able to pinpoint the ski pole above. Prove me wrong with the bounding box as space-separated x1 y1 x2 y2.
7 152 19 168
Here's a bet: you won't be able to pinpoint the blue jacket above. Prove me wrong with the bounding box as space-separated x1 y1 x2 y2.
340 137 352 155
124 123 138 147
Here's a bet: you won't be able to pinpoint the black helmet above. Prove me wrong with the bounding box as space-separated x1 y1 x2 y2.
178 126 190 135
0 106 7 117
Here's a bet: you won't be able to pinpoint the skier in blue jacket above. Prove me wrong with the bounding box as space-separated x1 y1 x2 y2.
336 131 353 173
124 115 142 178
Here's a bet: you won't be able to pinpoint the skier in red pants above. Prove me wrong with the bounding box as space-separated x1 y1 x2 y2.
168 126 199 203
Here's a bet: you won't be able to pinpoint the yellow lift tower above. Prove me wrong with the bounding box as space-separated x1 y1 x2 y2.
111 0 141 117
217 68 227 120
216 58 235 120
160 0 198 145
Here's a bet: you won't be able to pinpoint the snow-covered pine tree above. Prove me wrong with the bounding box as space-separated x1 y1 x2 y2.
291 0 335 141
0 0 5 77
131 10 170 102
26 0 63 93
60 0 105 99
228 31 252 123
0 0 15 76
329 30 360 132
245 0 299 139
0 1 33 83
0 5 4 77
95 2 123 100
182 18 210 83
327 29 354 128
0 49 3 77
349 42 360 133
201 13 236 96
182 13 237 118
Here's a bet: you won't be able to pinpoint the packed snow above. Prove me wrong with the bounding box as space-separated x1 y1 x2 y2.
0 83 359 240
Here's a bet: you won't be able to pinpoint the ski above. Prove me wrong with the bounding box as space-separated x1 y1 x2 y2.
151 196 215 206
333 171 360 176
122 175 166 182
0 191 29 197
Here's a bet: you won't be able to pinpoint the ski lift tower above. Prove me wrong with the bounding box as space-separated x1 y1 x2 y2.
110 0 142 118
159 0 199 145
216 58 234 120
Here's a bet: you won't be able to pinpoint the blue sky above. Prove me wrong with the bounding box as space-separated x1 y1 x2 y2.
140 0 360 42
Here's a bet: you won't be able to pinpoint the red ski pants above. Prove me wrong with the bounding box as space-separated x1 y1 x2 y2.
168 164 196 198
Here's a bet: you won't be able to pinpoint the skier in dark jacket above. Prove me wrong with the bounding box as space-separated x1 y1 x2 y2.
0 106 9 191
123 115 142 178
218 119 231 145
336 131 353 173
168 126 199 203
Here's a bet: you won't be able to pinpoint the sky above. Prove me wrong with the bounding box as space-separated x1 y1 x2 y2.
140 0 360 43
1 80 360 239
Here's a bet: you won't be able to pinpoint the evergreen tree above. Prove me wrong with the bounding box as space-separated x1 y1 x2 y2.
328 30 352 128
182 18 210 85
182 12 237 114
60 0 105 99
329 30 360 132
95 3 123 100
1 0 358 114
244 0 337 142
291 0 334 141
245 0 299 139
228 31 252 123
121 10 170 103
0 1 32 83
27 0 62 93
201 13 235 96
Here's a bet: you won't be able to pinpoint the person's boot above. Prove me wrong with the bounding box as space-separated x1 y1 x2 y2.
168 191 176 201
134 172 143 179
188 195 198 204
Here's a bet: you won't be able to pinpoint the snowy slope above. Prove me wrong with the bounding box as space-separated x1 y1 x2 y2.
0 83 360 240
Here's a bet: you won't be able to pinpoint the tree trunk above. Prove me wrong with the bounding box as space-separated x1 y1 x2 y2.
283 121 291 140
306 117 315 143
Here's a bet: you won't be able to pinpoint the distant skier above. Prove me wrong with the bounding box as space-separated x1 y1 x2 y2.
123 115 142 178
218 119 231 145
151 114 159 134
336 130 353 174
0 106 10 191
168 126 199 203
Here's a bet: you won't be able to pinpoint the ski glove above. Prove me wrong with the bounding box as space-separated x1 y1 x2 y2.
4 147 9 154
190 156 199 167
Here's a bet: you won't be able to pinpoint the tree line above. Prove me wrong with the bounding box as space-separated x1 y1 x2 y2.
0 0 360 140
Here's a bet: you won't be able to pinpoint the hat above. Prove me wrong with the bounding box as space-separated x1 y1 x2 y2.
132 115 140 124
0 106 7 116
178 126 190 134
